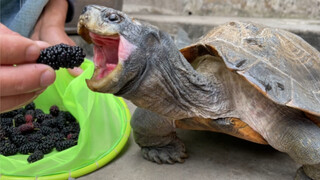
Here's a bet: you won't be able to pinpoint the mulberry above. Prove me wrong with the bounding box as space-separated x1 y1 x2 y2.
16 108 26 115
26 133 44 143
55 140 77 151
47 133 65 142
0 118 13 127
49 105 60 117
19 142 38 154
0 103 80 162
18 123 34 134
67 133 79 140
34 109 45 122
25 102 35 110
42 119 56 128
61 125 75 135
32 122 41 129
36 43 86 70
0 142 18 156
25 114 34 124
11 134 27 147
4 126 21 137
36 114 53 124
27 149 44 163
40 126 54 136
65 111 76 123
0 110 18 118
25 110 35 117
37 140 55 154
55 115 66 130
13 114 25 126
0 126 6 140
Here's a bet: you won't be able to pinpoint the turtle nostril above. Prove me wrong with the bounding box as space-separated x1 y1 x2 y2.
81 6 88 15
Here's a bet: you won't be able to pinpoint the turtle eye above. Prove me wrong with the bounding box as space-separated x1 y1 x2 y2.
107 13 121 23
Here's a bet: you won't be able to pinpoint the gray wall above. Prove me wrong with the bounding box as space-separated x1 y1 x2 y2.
124 0 320 19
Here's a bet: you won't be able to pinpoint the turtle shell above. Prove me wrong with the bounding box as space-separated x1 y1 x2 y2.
180 21 320 116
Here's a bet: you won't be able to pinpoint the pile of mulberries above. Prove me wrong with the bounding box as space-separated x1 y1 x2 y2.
0 102 80 163
36 43 86 70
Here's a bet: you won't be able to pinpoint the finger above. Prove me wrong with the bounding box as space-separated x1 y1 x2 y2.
0 89 45 113
0 34 41 64
0 64 55 96
68 67 83 77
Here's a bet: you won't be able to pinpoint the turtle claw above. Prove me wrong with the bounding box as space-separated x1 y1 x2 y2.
141 138 187 164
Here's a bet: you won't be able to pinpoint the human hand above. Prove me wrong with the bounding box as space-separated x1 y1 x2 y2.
0 24 56 113
31 0 83 77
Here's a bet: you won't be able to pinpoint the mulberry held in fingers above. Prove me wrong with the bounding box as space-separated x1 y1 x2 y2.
36 43 86 70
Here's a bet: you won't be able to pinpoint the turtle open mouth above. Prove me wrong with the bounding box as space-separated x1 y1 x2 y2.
77 5 137 93
89 32 120 80
78 26 137 93
87 31 137 82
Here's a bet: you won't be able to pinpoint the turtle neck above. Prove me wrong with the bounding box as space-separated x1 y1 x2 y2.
121 43 233 120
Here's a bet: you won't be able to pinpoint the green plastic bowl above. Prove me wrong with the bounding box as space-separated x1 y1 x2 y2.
0 60 131 180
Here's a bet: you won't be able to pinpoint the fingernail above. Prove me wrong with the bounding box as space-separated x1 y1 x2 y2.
40 69 56 87
26 44 40 62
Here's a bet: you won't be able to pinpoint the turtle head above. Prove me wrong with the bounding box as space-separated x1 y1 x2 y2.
78 5 165 94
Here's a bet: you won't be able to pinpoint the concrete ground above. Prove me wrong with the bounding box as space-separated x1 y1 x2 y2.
78 100 300 180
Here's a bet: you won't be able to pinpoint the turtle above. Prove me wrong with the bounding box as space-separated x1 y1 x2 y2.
77 5 320 179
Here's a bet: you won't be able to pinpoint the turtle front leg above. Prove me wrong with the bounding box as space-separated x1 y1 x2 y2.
131 107 188 164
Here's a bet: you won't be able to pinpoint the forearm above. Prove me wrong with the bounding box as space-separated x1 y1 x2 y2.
32 0 75 45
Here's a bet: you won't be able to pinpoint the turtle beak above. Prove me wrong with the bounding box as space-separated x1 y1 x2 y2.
77 5 137 93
